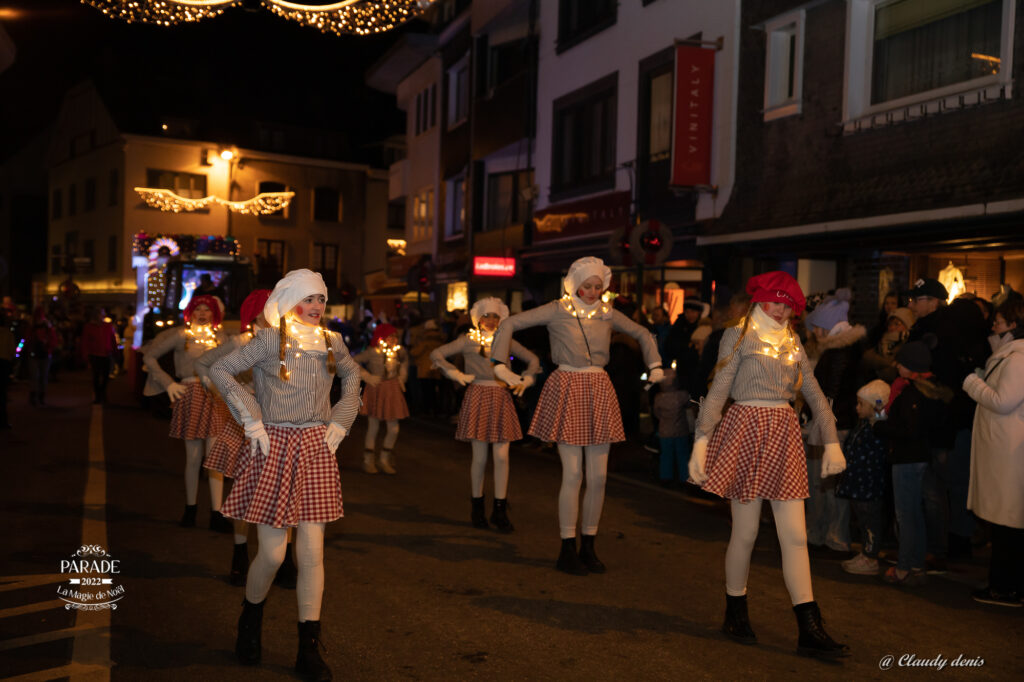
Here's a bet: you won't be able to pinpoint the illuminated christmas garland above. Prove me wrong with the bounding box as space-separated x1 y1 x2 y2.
134 187 294 215
81 1 435 35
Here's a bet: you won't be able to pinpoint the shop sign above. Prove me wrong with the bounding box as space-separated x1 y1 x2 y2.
671 45 715 187
473 257 516 277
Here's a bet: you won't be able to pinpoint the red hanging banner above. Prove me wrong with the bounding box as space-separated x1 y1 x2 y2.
670 45 715 188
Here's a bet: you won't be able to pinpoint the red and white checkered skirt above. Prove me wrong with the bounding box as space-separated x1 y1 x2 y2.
204 417 246 478
529 369 625 446
456 384 522 443
699 404 808 503
360 378 409 420
168 382 218 440
210 396 231 437
221 424 343 528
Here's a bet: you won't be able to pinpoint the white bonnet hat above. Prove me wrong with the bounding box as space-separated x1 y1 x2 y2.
263 269 328 328
563 256 612 297
470 297 510 328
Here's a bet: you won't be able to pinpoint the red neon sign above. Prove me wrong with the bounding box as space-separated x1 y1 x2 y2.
473 257 516 277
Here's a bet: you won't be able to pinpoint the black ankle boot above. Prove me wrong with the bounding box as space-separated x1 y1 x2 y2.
295 620 332 681
722 594 757 644
490 498 514 533
209 510 232 533
793 601 850 658
179 504 197 528
230 543 249 587
578 534 606 574
274 542 297 589
235 598 265 665
556 537 588 576
471 496 489 529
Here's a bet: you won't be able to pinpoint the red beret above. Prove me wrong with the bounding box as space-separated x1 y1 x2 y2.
240 289 272 333
745 271 806 315
371 323 398 346
185 294 223 326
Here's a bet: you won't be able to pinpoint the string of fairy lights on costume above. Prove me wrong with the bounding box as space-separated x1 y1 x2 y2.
81 1 436 35
185 323 221 350
134 187 294 215
467 327 494 357
559 294 610 320
283 320 331 358
746 315 802 365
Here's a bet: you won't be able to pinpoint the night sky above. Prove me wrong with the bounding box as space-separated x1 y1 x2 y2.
0 0 411 163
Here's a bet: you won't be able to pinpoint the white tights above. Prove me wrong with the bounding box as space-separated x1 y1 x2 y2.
183 438 224 509
470 440 510 499
725 498 814 605
364 417 399 451
246 523 326 621
556 443 610 539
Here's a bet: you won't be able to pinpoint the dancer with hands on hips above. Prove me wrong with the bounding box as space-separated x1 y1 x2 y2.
689 271 849 659
210 269 361 681
490 257 662 575
353 323 410 475
431 297 540 532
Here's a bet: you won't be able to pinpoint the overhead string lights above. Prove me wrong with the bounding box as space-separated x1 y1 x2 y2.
134 187 294 215
82 1 436 35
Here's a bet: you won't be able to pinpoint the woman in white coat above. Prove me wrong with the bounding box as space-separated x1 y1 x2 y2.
962 296 1024 607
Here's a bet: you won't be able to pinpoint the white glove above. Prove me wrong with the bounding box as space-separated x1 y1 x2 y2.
512 374 535 396
361 371 382 387
493 364 523 386
324 423 346 454
822 442 847 477
166 382 188 403
181 376 199 385
648 367 665 384
244 421 270 457
688 437 709 484
447 370 475 387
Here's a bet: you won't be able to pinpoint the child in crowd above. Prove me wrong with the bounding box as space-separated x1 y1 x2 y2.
838 379 890 575
873 333 953 586
652 368 691 487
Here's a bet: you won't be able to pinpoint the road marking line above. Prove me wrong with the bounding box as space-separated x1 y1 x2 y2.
0 599 65 619
0 574 66 592
0 623 102 651
2 662 110 682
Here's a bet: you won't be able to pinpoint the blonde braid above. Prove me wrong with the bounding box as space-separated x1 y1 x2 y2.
790 325 803 393
324 328 336 374
278 316 290 380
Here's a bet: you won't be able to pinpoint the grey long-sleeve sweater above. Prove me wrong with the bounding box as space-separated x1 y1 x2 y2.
430 334 540 382
209 327 361 430
142 326 228 396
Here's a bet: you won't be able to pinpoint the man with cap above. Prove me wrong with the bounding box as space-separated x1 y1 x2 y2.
666 297 706 384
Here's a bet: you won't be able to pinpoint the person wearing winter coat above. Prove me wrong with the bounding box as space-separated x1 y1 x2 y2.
861 307 915 383
962 296 1024 607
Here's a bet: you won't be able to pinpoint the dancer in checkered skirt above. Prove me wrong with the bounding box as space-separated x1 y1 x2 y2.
353 323 409 475
431 297 540 532
196 289 300 589
209 270 361 681
142 294 228 530
491 257 663 575
690 271 850 659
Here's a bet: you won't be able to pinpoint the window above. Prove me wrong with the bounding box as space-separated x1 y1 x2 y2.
486 170 533 231
387 199 406 231
259 181 290 219
84 177 96 211
763 11 805 120
412 187 434 242
551 73 617 198
68 183 77 216
146 170 208 199
52 188 62 220
414 84 437 135
80 239 94 274
50 245 62 275
488 40 529 91
107 235 118 273
445 173 466 238
557 0 616 53
256 239 286 286
108 169 119 206
647 69 673 161
312 187 341 222
447 55 470 128
313 243 339 287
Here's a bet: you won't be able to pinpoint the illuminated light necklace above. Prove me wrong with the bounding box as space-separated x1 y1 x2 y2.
185 323 220 350
378 339 402 360
560 293 609 319
283 318 328 359
468 327 495 357
747 314 801 365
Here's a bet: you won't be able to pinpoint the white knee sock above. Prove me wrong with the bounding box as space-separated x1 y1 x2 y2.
725 499 763 596
233 519 248 545
557 444 584 539
470 440 488 498
364 417 380 451
208 470 224 511
771 499 815 605
184 439 203 505
492 442 510 500
580 444 609 535
245 525 288 604
383 420 399 450
295 522 326 622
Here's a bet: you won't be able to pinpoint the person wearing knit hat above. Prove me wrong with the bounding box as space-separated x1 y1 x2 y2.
837 379 891 577
431 297 541 532
209 269 363 680
353 321 410 474
863 307 915 383
142 295 229 530
490 256 663 575
690 270 849 658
